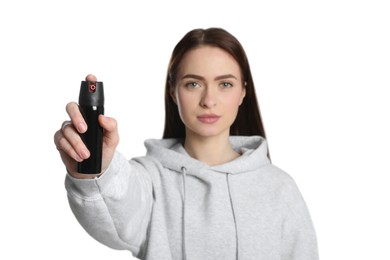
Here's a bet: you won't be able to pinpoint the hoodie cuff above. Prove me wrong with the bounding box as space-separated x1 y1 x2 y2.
65 151 124 200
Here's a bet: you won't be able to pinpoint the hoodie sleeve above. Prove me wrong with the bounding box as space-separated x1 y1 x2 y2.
281 178 319 260
65 151 153 256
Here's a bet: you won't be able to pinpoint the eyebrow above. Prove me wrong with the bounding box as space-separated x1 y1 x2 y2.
181 74 238 81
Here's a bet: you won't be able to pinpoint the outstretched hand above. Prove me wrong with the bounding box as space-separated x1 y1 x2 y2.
54 74 119 178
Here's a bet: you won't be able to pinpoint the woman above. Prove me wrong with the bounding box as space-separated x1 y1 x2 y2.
54 28 318 260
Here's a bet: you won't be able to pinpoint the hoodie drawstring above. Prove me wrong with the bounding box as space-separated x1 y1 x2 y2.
181 167 188 260
226 173 239 260
180 168 238 260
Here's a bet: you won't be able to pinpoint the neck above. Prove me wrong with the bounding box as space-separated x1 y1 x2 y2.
184 132 240 166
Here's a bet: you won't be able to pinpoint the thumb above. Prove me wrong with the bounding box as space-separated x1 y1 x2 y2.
86 74 97 81
99 115 119 148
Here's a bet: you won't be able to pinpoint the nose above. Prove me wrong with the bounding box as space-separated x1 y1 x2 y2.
199 87 217 108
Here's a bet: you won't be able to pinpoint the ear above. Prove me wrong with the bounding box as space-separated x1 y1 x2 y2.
170 86 178 105
239 82 247 105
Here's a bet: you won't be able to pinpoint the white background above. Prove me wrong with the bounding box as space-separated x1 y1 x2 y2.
1 0 389 259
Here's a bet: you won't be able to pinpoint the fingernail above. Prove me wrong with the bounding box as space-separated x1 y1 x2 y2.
78 123 87 133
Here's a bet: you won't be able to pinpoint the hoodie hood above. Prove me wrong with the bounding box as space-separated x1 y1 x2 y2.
144 136 270 175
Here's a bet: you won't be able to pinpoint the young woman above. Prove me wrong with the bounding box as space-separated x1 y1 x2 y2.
54 28 318 260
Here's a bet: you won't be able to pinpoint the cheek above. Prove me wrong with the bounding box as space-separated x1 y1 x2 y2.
226 93 244 108
224 93 245 119
176 90 196 115
229 101 241 116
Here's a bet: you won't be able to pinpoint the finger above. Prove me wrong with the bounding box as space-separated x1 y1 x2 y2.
61 123 90 160
86 74 97 81
61 120 72 131
54 129 83 162
66 102 87 133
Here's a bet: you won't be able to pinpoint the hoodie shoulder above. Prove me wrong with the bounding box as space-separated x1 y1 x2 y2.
256 163 300 192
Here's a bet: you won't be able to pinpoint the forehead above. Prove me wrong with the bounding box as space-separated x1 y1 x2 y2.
177 46 241 78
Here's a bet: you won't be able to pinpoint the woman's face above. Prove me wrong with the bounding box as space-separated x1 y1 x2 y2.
171 46 246 140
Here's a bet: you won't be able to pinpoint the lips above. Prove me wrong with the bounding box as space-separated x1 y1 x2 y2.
197 114 221 124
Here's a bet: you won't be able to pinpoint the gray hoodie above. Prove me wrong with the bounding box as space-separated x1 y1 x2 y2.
65 136 318 260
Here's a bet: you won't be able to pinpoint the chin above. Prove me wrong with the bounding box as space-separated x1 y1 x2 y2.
188 127 230 139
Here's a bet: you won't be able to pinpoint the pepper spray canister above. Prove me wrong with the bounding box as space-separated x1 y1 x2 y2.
77 81 104 174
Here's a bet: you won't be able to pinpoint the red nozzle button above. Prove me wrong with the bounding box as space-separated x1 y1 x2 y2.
89 82 96 93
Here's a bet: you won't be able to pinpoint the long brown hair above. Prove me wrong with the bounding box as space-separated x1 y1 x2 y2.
163 28 267 141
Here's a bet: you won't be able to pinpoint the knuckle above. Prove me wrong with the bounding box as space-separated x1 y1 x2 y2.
63 145 73 155
113 136 120 146
57 136 67 149
54 130 61 144
66 101 77 110
65 102 73 113
61 124 72 134
111 118 118 128
74 139 86 150
66 102 80 118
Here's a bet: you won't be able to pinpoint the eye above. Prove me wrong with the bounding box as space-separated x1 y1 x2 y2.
220 82 233 88
185 82 200 89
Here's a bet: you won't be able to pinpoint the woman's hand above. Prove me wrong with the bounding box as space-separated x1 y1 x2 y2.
54 74 119 179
